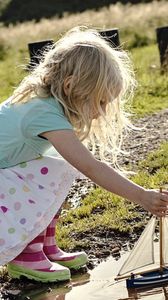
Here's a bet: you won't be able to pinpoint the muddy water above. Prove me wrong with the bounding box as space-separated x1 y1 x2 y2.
19 251 168 300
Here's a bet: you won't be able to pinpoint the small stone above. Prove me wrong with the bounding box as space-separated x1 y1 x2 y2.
47 287 52 293
111 246 120 253
122 243 128 250
7 289 21 295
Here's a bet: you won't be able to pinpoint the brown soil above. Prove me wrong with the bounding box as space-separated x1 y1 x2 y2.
68 108 168 203
0 109 168 300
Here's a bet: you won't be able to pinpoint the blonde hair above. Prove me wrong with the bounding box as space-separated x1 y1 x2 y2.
11 26 137 166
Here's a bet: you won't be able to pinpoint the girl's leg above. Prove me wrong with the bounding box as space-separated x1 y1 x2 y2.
43 212 88 269
8 230 70 283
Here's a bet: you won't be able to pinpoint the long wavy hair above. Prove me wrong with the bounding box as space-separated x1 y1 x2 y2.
11 26 137 165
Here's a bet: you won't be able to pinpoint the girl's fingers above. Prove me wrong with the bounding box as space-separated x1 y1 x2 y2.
151 205 168 215
160 192 168 202
154 210 168 217
162 191 168 195
158 206 168 211
155 202 168 210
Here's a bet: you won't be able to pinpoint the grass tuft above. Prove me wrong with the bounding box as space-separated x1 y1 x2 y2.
57 142 168 250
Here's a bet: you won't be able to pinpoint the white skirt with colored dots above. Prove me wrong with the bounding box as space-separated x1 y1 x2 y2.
0 155 85 266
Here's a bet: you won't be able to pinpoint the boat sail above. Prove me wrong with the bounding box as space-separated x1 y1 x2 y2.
115 215 168 288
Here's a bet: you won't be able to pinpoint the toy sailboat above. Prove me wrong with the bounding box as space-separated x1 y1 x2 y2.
115 215 168 289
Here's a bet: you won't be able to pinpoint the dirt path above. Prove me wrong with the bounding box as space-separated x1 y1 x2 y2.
119 108 168 166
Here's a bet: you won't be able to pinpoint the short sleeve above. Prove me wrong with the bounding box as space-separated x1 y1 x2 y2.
21 98 73 138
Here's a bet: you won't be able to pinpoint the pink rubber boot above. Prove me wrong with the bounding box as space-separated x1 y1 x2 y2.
7 230 70 282
43 214 88 269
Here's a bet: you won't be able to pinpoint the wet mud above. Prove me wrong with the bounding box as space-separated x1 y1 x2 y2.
1 254 168 300
0 109 168 299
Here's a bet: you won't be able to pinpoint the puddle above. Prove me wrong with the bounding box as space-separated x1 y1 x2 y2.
15 251 168 300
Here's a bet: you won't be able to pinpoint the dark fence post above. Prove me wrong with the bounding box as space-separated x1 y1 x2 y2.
156 26 168 73
99 28 120 48
28 39 54 70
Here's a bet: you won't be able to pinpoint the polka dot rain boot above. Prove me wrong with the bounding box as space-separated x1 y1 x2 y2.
7 230 70 283
43 214 88 270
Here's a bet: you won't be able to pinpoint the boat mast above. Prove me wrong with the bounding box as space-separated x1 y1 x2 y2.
159 187 164 274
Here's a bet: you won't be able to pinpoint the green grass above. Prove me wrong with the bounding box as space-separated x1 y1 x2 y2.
131 45 168 116
139 143 168 174
57 142 168 250
57 191 141 250
133 143 168 189
0 47 27 102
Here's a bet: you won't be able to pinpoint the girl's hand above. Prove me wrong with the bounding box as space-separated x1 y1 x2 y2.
40 130 168 217
140 189 168 217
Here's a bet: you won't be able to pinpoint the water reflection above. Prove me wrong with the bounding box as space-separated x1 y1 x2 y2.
20 285 71 300
12 254 168 300
126 286 168 300
20 273 90 300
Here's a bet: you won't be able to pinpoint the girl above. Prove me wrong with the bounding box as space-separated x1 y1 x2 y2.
0 27 168 283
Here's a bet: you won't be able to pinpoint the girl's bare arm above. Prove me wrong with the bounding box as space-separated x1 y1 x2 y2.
41 130 168 217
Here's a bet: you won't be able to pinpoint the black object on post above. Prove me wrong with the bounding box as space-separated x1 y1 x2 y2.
156 26 168 72
99 29 120 48
28 39 54 70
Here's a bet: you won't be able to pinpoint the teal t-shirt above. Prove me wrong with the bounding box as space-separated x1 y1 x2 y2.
0 97 73 168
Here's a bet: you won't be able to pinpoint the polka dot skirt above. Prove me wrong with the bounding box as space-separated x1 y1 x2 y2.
0 156 85 266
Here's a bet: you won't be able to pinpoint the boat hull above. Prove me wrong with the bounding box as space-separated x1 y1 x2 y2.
126 268 168 289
